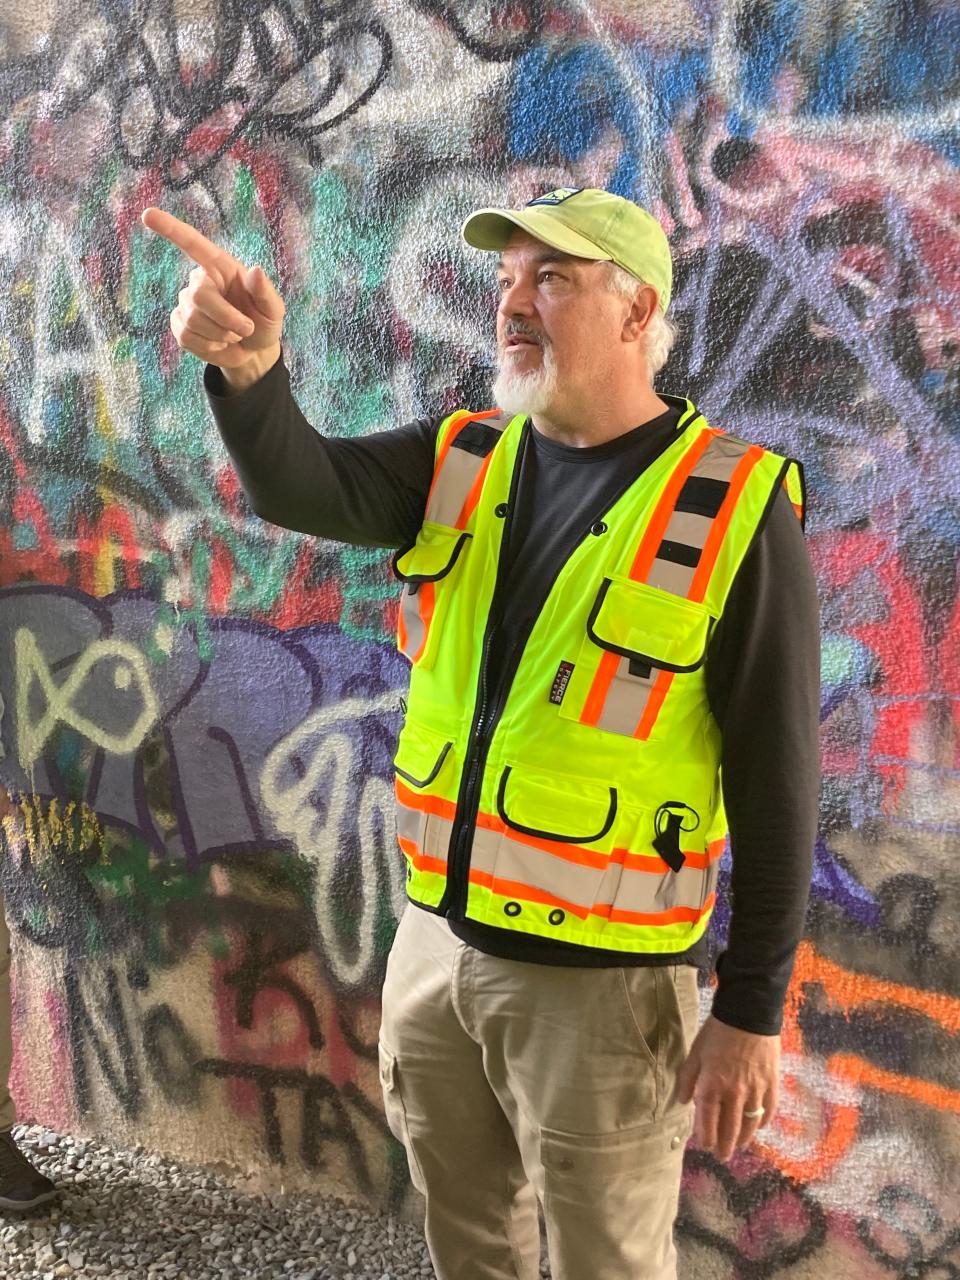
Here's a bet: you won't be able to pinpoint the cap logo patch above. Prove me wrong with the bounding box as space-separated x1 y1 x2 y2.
526 188 583 207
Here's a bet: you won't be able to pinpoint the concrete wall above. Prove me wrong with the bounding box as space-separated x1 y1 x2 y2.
0 0 958 1271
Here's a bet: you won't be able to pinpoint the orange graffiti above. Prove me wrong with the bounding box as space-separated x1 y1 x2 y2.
756 942 960 1182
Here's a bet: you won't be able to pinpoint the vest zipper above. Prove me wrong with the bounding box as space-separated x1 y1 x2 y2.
440 424 530 918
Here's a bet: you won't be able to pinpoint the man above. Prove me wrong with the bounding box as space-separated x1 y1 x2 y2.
143 187 819 1280
0 786 59 1211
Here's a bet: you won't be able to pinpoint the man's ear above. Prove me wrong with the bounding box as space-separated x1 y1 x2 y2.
622 284 660 344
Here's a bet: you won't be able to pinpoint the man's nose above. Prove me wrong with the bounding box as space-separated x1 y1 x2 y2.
498 277 535 317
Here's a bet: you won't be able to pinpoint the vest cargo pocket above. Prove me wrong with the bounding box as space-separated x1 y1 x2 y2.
392 521 471 669
497 765 617 844
557 576 714 742
393 718 456 897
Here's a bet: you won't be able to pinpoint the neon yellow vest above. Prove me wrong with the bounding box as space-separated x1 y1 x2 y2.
392 397 805 954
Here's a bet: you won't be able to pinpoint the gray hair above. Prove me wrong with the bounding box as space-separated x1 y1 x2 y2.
604 262 677 379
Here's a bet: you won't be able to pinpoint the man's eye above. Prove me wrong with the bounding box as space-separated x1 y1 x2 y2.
539 271 558 282
496 278 511 291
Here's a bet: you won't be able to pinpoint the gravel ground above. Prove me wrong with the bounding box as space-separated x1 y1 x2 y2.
2 1124 442 1280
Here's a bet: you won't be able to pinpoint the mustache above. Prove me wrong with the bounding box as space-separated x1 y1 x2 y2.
499 320 547 349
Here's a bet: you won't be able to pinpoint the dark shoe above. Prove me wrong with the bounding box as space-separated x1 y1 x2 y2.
0 1130 59 1211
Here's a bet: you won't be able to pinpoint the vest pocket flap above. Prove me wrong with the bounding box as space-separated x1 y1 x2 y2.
394 718 454 789
588 576 713 673
497 766 617 844
393 522 471 584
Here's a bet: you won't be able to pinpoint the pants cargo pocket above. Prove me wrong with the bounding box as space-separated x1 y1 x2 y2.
539 1109 695 1280
378 1041 427 1194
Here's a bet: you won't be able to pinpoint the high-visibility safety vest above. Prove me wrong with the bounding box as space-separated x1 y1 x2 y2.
391 396 805 955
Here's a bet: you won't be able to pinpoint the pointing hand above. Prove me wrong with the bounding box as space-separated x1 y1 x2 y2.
141 207 285 391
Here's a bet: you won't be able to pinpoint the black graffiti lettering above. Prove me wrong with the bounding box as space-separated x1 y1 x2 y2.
65 965 143 1119
223 932 324 1050
677 1151 828 1279
407 0 545 61
2 0 394 190
857 1184 960 1276
797 987 959 1092
195 1058 375 1189
877 873 941 959
141 1003 202 1107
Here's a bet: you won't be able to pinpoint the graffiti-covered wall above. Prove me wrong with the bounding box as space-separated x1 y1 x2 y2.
1 0 958 1270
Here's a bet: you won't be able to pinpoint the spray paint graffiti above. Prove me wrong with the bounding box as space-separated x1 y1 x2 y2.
0 0 957 1261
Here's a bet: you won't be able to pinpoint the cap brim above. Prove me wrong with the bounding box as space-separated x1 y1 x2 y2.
462 207 613 263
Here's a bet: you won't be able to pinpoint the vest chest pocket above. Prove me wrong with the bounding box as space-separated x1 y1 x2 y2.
557 576 714 742
392 522 471 668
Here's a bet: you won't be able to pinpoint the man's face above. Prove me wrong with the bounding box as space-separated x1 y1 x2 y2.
492 228 630 419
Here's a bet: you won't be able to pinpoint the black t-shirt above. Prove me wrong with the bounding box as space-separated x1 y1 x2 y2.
206 357 821 1035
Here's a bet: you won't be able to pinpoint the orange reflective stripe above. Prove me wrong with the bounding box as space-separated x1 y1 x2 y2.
394 778 458 821
688 445 765 603
456 449 495 530
604 892 716 926
469 869 591 920
425 411 470 513
628 427 719 582
398 835 447 876
409 580 435 664
633 667 673 740
581 649 620 728
397 603 408 653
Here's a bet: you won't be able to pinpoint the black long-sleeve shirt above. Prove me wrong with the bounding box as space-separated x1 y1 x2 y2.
206 357 821 1035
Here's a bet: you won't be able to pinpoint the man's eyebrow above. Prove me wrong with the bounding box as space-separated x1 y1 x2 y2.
495 250 577 271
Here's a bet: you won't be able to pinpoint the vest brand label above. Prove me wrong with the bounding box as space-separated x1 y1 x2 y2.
550 661 575 705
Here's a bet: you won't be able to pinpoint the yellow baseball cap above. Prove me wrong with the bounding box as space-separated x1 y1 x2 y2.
462 187 673 310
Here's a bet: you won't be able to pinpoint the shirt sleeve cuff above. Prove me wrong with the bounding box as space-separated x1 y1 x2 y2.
710 951 786 1035
203 353 289 435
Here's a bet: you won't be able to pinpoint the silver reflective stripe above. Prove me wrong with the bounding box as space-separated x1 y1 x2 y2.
645 558 697 595
702 854 722 906
687 433 750 484
596 660 655 736
424 411 511 526
425 447 485 527
396 801 422 844
400 587 426 660
396 798 454 866
469 824 710 916
660 510 715 550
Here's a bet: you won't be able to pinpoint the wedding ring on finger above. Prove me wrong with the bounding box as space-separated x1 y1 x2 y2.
743 1106 765 1119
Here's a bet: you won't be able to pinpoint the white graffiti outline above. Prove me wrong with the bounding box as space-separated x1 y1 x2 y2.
260 692 404 986
15 627 160 768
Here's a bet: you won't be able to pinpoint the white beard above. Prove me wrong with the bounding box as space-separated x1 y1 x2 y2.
492 344 559 418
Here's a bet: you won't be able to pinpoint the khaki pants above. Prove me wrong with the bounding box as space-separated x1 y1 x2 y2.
0 892 13 1131
379 907 700 1280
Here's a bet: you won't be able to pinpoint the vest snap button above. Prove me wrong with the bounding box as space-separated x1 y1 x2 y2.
504 901 522 917
590 521 607 536
548 909 565 926
670 1135 682 1150
495 503 509 518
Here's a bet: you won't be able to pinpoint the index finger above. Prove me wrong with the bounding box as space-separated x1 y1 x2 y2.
141 207 235 284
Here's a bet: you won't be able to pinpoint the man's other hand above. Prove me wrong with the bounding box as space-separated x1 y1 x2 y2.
140 208 285 393
675 1015 780 1161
